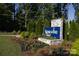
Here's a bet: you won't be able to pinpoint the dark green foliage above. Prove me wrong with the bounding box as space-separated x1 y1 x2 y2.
27 20 36 32
15 4 25 31
69 21 79 41
0 4 15 32
35 19 43 36
0 3 68 33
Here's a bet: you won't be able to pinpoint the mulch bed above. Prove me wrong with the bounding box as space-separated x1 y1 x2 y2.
11 36 71 56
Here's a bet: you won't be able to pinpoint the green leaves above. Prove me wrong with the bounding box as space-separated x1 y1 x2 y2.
20 31 30 39
70 38 79 55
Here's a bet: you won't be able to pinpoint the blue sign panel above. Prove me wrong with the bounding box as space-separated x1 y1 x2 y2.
45 27 60 39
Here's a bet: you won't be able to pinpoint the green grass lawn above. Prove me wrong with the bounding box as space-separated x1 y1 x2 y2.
0 36 21 56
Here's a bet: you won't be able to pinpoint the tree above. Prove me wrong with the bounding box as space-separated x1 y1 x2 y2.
0 4 14 32
15 4 25 31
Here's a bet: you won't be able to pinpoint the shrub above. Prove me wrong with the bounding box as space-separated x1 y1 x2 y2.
20 31 30 39
29 32 37 39
70 38 79 55
12 30 16 35
17 31 21 34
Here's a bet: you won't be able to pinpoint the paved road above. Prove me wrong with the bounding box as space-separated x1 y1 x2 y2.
0 35 20 38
